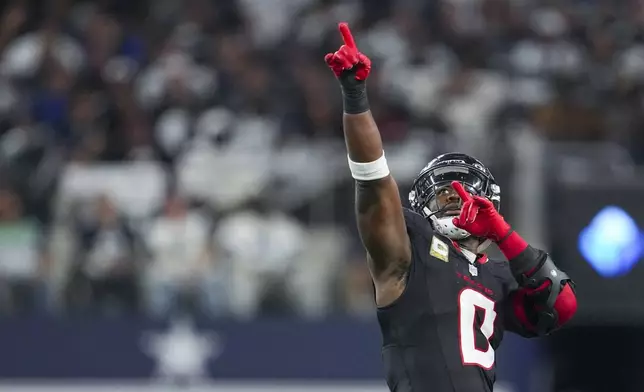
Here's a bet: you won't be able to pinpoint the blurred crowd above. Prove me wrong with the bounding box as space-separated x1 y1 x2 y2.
0 0 642 319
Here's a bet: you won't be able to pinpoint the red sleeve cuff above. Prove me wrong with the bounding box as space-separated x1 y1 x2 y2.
497 231 528 260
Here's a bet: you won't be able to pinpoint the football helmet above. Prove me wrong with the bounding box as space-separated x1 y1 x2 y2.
408 153 501 242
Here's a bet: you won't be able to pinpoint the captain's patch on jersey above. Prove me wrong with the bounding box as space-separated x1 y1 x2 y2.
429 236 450 262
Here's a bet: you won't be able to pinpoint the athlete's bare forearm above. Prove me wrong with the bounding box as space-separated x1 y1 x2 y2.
344 107 409 278
343 111 383 162
355 177 410 277
344 113 409 279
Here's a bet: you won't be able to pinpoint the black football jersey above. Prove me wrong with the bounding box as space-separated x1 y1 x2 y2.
377 208 531 392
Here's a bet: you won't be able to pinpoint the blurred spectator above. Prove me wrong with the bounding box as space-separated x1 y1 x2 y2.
0 188 48 314
1 22 84 80
69 195 139 315
436 62 508 161
214 198 305 319
141 193 226 318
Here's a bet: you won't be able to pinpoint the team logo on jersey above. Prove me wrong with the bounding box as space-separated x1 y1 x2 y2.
468 263 478 277
429 236 450 262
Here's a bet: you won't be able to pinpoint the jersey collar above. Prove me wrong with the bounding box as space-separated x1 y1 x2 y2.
450 240 489 264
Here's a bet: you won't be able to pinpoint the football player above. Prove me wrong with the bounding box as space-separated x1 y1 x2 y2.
324 23 577 392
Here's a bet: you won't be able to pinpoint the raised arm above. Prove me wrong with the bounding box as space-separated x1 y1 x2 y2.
325 23 411 290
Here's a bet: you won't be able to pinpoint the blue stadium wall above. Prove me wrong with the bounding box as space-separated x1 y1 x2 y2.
0 317 542 392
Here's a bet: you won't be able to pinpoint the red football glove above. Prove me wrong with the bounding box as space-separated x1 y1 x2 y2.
324 23 372 83
451 181 511 242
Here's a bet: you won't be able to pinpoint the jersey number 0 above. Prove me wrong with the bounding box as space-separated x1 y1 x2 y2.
458 288 497 369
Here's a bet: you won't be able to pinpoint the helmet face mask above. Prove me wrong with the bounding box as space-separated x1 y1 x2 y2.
409 153 501 241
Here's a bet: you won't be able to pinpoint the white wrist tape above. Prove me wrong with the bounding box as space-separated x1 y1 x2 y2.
348 152 390 181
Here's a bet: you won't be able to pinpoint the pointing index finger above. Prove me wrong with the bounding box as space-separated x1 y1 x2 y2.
451 181 472 202
338 22 357 49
